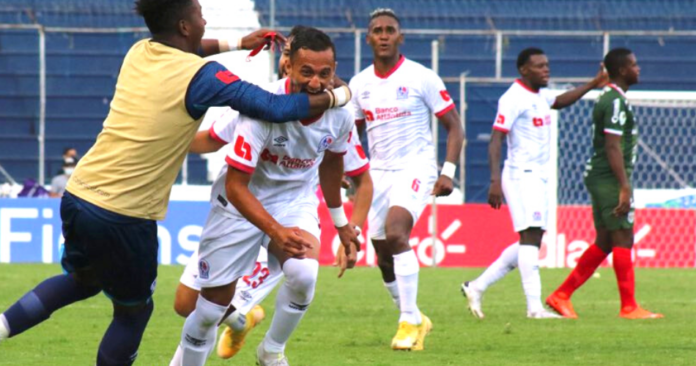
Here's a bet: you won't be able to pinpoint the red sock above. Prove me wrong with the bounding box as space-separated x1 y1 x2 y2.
612 247 638 311
556 244 608 299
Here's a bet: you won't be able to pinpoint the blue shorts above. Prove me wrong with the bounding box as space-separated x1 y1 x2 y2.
60 191 158 305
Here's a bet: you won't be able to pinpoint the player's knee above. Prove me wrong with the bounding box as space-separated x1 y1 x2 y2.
173 285 198 318
174 298 195 318
283 258 319 302
113 299 154 322
385 231 410 252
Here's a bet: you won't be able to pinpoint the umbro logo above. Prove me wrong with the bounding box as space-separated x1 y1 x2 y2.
185 334 207 347
289 302 309 311
274 136 288 146
360 90 370 99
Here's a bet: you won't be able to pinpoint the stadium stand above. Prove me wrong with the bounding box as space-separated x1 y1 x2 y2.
0 0 695 200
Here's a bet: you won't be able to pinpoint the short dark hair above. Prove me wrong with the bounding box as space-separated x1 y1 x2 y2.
289 27 335 61
369 8 401 29
62 147 75 155
604 48 633 79
288 25 309 40
135 0 194 35
517 47 545 69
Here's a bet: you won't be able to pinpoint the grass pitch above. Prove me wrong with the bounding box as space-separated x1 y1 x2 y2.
0 264 694 366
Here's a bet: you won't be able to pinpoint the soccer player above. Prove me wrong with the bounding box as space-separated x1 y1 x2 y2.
0 1 351 364
174 115 371 361
349 8 464 351
170 26 373 362
546 49 663 319
461 47 608 319
175 27 360 366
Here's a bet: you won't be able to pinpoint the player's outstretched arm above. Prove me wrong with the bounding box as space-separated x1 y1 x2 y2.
189 130 225 154
433 108 464 196
225 167 312 258
605 134 632 216
198 29 287 57
553 63 609 109
186 62 352 123
488 130 505 209
320 151 360 278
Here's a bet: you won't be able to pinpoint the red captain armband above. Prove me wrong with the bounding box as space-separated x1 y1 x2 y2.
246 32 278 61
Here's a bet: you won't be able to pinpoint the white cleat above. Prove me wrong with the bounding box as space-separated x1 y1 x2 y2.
461 281 485 319
256 342 290 366
527 309 563 319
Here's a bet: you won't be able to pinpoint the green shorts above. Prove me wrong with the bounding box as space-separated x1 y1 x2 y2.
584 179 634 231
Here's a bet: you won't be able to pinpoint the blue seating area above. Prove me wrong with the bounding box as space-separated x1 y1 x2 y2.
1 0 695 200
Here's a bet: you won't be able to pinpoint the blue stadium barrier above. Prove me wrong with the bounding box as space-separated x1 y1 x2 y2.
0 198 207 265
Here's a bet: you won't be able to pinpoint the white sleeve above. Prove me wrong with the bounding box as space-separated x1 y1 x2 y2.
492 95 519 133
541 88 557 108
348 76 365 121
344 125 370 177
224 116 269 174
327 111 353 155
209 108 241 144
421 69 455 117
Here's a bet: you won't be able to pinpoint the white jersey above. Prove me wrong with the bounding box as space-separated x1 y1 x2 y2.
343 125 370 177
209 78 354 217
493 80 557 174
349 56 455 170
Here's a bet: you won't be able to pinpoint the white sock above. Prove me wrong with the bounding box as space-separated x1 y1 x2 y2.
393 250 422 325
518 244 543 312
0 314 9 341
222 310 246 332
169 345 183 366
180 295 227 366
383 281 400 310
263 258 318 354
472 242 519 292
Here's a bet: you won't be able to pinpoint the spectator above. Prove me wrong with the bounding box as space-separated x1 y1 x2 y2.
50 158 76 198
63 147 79 162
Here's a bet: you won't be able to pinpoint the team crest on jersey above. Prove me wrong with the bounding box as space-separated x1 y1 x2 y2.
198 259 210 280
396 86 409 100
317 135 335 152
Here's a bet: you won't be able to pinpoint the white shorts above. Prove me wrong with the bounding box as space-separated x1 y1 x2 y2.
368 163 437 240
501 165 548 233
195 202 320 288
179 247 275 291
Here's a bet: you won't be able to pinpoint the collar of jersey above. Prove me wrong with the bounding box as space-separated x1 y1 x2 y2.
284 78 324 125
515 79 539 94
374 54 405 79
608 83 627 98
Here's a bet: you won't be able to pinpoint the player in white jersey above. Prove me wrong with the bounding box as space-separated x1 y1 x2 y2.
349 9 463 351
170 26 374 361
461 47 608 319
173 28 360 366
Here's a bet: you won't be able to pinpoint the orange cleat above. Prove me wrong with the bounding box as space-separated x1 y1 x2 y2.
619 306 663 319
545 292 578 319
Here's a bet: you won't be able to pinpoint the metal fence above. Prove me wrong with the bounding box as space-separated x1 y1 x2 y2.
2 23 696 187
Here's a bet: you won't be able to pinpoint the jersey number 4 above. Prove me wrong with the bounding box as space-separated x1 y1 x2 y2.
234 136 252 161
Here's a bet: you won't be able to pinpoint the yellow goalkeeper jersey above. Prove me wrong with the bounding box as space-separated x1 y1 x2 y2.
67 39 208 220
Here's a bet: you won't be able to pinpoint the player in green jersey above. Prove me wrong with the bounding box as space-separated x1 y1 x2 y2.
546 48 663 319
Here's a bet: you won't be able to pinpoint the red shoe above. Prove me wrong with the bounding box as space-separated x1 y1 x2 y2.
619 306 663 319
545 292 578 319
